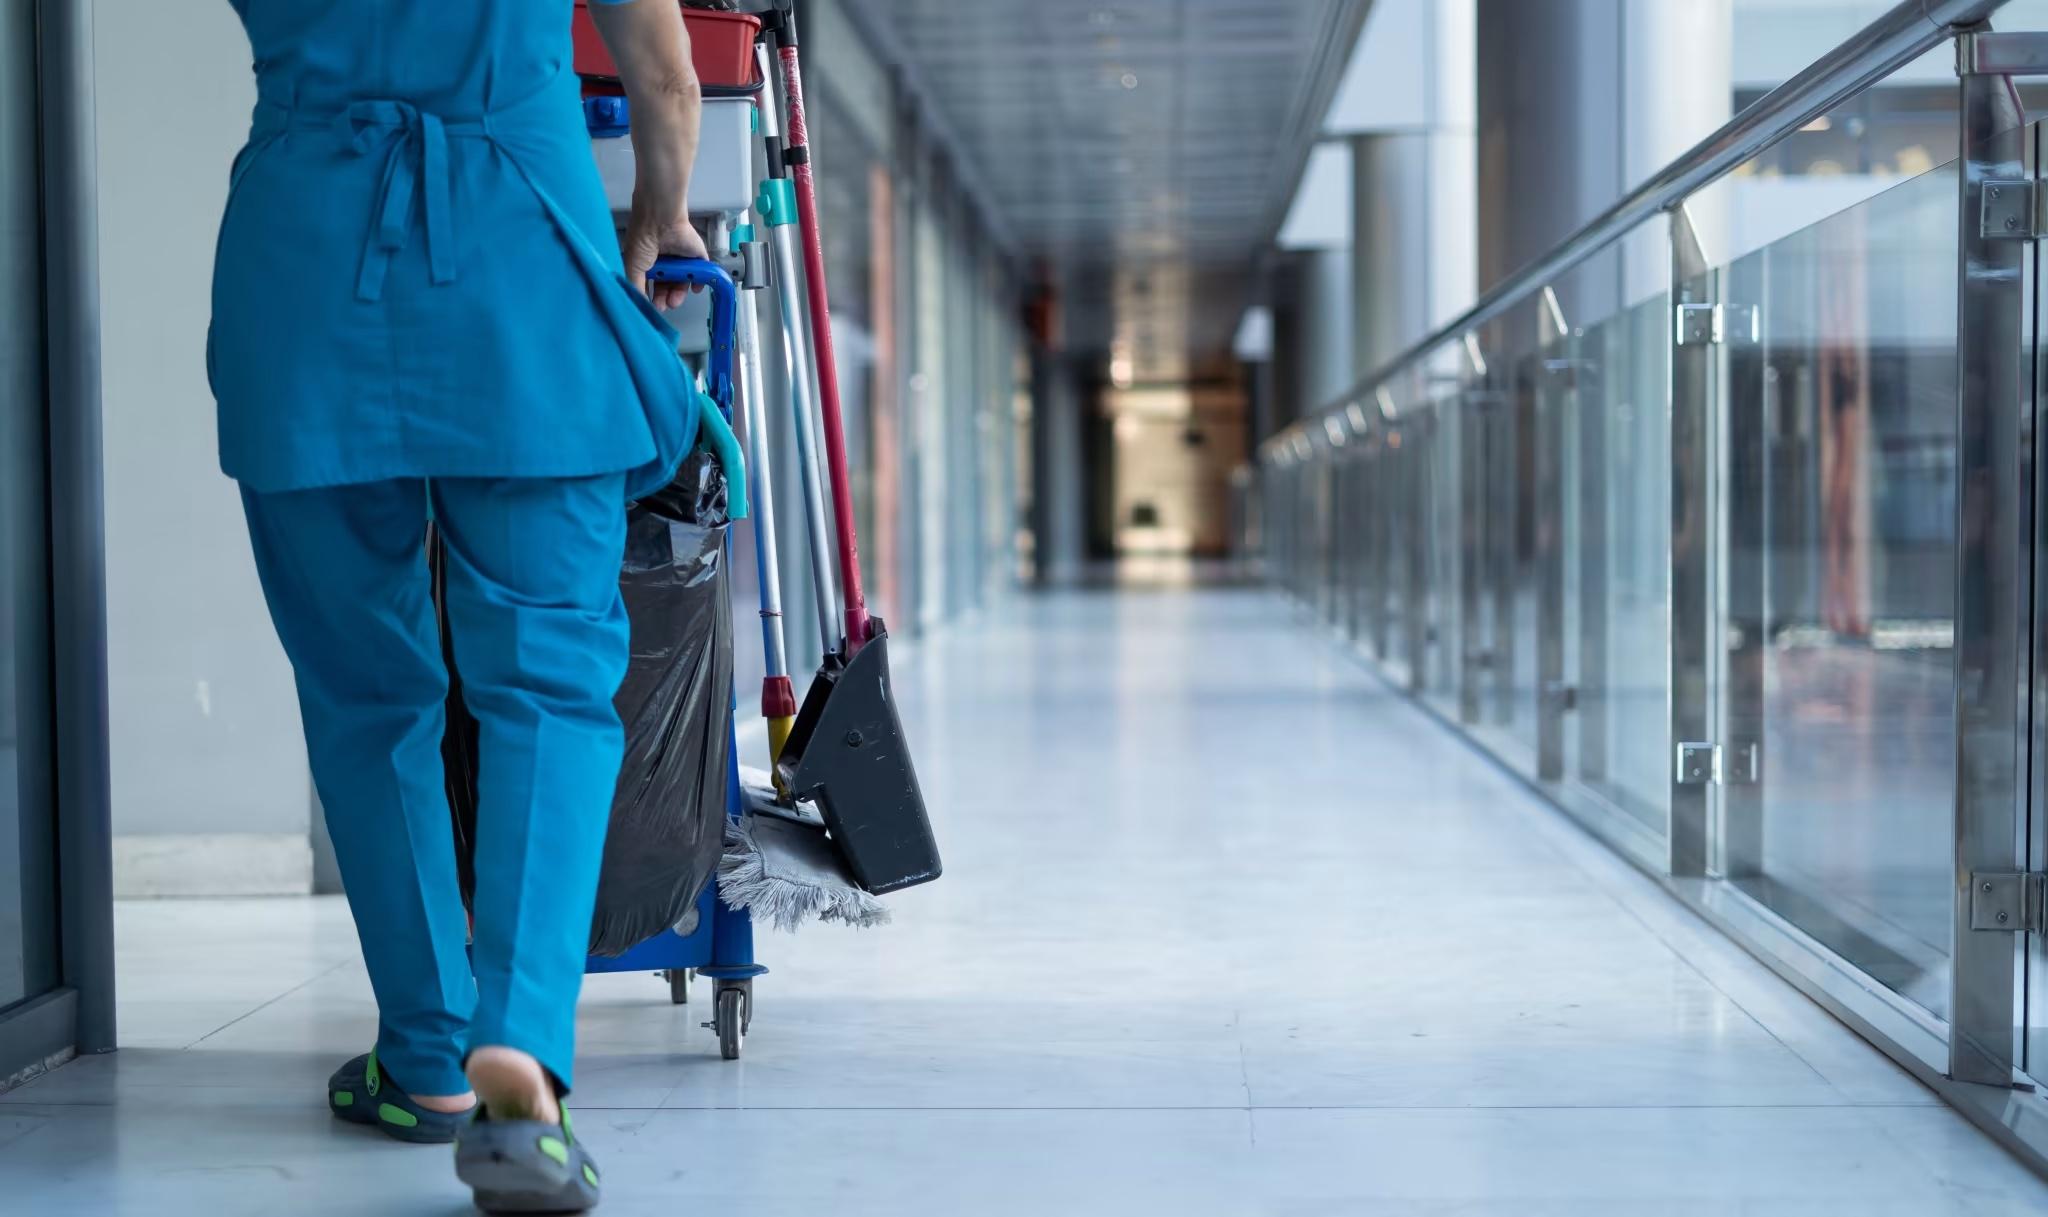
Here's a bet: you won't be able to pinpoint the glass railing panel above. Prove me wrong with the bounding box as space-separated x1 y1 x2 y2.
1365 337 1465 702
1531 227 1671 844
1564 287 1675 839
1421 389 1460 711
1359 407 1394 666
1339 414 1368 647
1476 296 1546 766
1716 153 1958 1019
1622 296 1679 832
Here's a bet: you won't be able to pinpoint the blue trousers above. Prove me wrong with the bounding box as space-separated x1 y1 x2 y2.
242 475 629 1096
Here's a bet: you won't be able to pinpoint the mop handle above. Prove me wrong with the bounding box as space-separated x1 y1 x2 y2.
737 267 794 699
770 21 870 654
754 44 843 659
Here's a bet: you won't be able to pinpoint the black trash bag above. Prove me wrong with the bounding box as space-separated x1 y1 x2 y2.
437 450 735 957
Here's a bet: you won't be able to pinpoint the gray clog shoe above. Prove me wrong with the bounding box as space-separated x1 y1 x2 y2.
327 1051 475 1145
455 1105 602 1213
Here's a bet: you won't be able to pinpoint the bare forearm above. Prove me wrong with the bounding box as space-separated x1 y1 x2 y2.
588 0 706 306
589 0 700 218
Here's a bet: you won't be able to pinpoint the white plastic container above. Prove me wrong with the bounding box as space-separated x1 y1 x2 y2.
590 96 755 219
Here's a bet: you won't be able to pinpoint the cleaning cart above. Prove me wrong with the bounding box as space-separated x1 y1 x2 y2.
575 255 764 1062
550 1 945 1060
568 2 770 1060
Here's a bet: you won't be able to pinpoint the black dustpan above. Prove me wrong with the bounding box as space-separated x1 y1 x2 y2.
773 617 941 894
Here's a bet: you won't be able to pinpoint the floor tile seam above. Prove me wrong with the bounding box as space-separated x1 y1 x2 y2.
182 957 363 1050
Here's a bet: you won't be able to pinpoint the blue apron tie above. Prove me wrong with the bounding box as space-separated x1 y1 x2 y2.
340 100 463 301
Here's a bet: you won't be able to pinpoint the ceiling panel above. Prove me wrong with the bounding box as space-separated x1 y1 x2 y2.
848 0 1371 381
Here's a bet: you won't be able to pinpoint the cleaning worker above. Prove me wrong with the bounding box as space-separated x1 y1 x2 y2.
209 1 709 1210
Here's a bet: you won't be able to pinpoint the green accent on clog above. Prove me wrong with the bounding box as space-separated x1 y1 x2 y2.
379 1103 420 1129
537 1136 570 1166
331 1090 353 1108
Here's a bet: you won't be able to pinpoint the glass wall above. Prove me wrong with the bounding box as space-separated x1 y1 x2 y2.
1721 163 1959 1018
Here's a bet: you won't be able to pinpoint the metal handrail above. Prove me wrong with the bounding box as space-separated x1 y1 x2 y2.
1265 0 2005 456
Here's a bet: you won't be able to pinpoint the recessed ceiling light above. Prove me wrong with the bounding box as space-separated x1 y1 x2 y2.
1120 73 1139 90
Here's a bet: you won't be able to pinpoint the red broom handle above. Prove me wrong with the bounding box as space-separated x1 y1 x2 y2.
776 43 870 654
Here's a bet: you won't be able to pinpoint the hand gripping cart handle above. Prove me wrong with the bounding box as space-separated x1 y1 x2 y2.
648 256 737 410
647 256 749 522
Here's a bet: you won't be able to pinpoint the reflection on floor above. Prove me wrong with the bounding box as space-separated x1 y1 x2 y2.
4 587 2046 1214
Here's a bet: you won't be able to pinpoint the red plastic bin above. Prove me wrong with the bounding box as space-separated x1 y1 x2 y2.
571 3 763 92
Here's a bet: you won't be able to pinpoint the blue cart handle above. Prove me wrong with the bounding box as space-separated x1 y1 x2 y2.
650 256 738 415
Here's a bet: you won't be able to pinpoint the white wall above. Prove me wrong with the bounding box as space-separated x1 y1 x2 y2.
96 0 313 895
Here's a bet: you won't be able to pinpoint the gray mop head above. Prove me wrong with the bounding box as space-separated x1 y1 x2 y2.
720 779 892 932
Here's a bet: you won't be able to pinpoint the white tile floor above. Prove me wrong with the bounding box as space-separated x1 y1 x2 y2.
6 586 2048 1214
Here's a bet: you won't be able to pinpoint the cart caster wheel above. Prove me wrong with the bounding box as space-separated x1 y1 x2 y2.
667 969 691 1006
705 980 751 1060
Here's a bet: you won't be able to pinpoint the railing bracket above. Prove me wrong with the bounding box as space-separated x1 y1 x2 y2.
1969 872 2045 934
1674 303 1758 347
1980 179 2045 240
1675 742 1718 786
1957 30 2048 78
1722 742 1760 785
1675 303 1716 346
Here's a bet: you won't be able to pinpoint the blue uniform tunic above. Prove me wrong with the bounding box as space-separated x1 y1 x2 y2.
216 0 696 1098
211 0 696 498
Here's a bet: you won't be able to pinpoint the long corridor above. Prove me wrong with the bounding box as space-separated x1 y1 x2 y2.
5 584 2047 1214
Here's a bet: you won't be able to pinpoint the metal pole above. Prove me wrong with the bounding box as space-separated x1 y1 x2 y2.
1490 375 1517 729
1720 254 1770 879
1578 337 1611 788
755 45 841 658
1948 25 2027 1088
736 260 797 756
1405 416 1430 694
772 21 872 652
1458 387 1486 724
1377 423 1394 662
1668 204 1715 879
1536 290 1570 783
738 292 790 684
